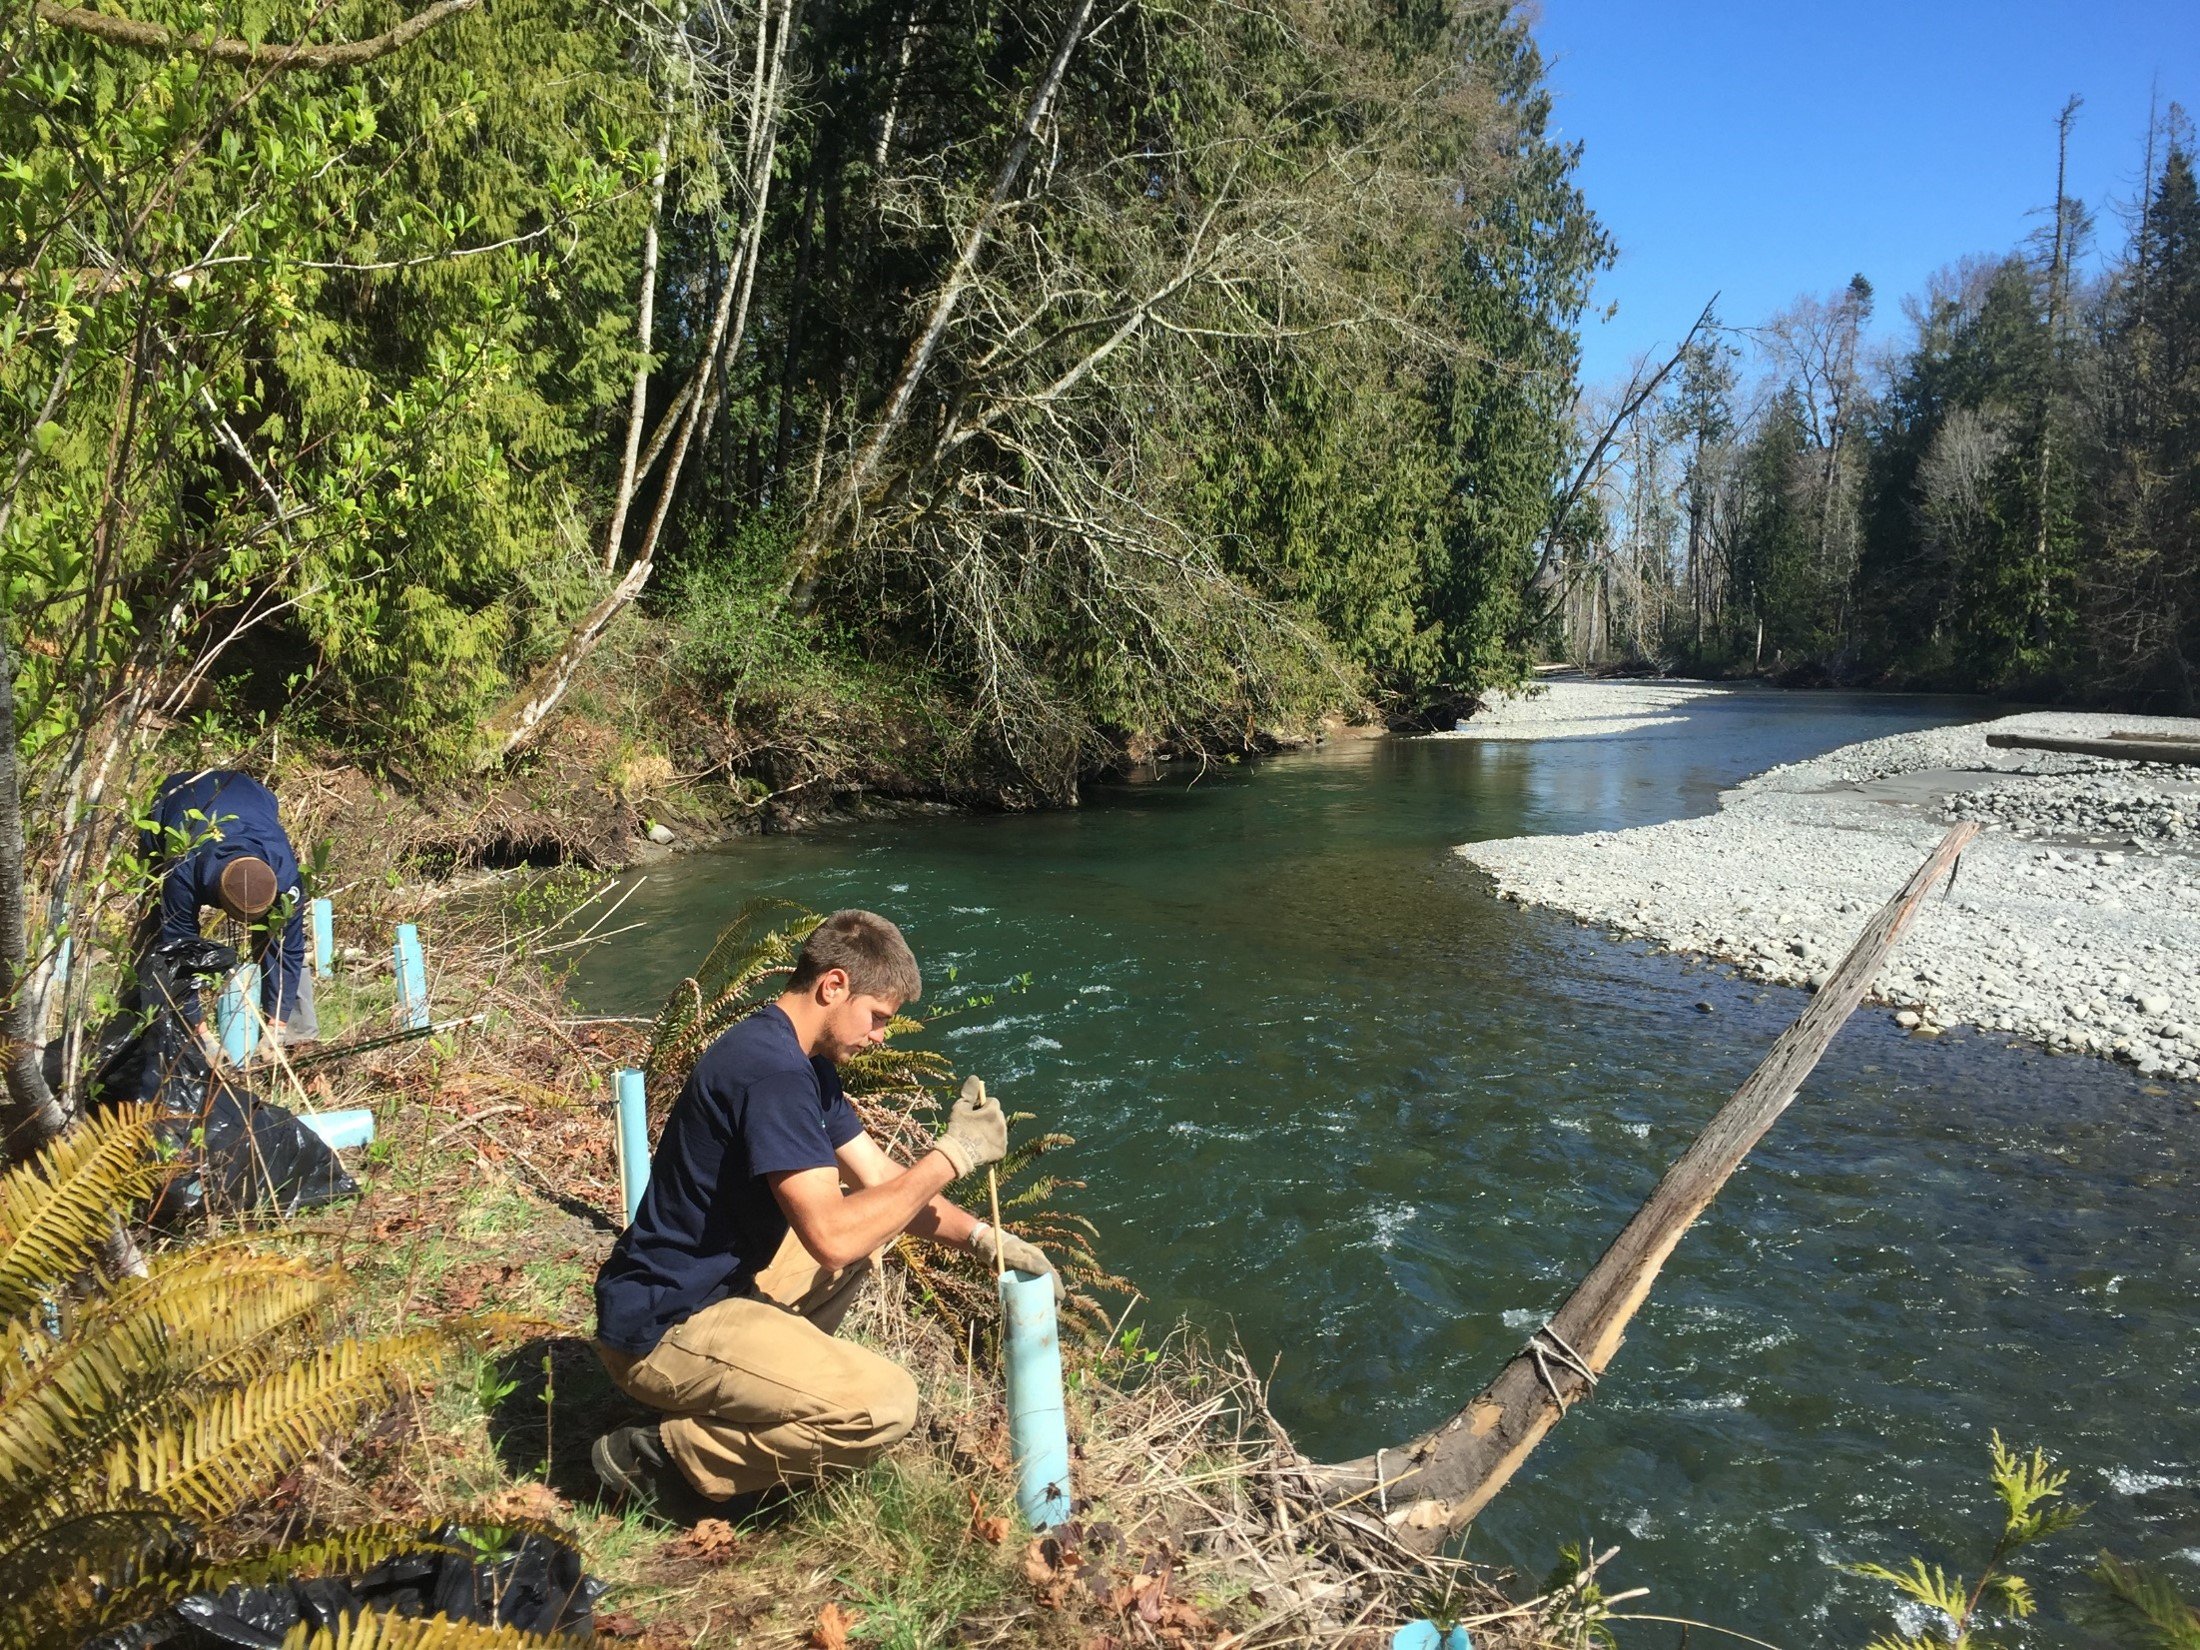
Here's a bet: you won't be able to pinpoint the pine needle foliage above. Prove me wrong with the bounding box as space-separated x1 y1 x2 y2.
1849 1433 2086 1650
0 1112 483 1650
645 906 1128 1343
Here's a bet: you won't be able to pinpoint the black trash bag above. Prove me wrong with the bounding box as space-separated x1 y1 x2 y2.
80 936 238 1110
81 936 355 1224
101 1525 600 1649
148 1082 358 1226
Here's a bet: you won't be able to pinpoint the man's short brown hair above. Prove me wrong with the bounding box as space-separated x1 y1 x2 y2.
789 909 921 1004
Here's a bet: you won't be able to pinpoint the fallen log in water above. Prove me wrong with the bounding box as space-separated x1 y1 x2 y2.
1985 731 2200 766
1304 822 1979 1552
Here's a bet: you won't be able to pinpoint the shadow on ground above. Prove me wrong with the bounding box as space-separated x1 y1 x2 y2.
486 1334 644 1503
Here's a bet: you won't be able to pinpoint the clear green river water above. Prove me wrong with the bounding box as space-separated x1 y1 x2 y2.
574 689 2200 1644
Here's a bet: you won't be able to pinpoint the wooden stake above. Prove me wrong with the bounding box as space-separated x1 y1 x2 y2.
988 1166 1006 1279
1309 822 1979 1549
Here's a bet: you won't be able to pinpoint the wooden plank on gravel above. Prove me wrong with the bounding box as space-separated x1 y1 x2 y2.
1985 732 2200 766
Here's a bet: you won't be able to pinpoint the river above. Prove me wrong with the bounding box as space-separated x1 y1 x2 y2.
573 688 2200 1644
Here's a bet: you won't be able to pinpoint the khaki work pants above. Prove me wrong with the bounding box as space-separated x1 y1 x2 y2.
596 1229 919 1499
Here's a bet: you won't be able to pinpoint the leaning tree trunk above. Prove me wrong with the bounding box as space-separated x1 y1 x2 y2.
481 0 798 762
0 622 67 1159
1307 823 1978 1549
779 0 1097 609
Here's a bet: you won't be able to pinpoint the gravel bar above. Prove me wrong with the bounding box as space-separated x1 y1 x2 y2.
1453 683 2200 1083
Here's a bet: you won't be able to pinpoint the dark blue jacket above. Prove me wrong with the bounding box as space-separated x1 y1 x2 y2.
142 770 305 1024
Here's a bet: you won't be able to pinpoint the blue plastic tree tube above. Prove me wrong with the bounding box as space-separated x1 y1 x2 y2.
999 1268 1072 1530
298 1108 375 1150
310 898 334 978
1392 1624 1472 1650
394 923 429 1030
614 1067 651 1223
217 962 261 1062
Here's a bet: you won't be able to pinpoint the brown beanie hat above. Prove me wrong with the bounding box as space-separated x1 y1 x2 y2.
216 856 279 921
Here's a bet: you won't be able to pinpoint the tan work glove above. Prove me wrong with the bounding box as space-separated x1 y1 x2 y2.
932 1075 1007 1179
971 1222 1062 1302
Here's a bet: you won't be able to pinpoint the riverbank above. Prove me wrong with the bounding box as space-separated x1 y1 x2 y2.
254 884 1540 1648
1450 682 2200 1083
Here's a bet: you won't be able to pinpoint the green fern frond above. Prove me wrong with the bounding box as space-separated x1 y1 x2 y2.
60 1247 341 1384
646 902 819 1085
839 1038 952 1096
282 1605 573 1650
102 1330 458 1523
645 977 704 1081
0 1107 167 1322
691 900 815 1001
1849 1558 1969 1619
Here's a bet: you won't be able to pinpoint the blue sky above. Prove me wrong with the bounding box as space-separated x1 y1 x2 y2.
1532 1 2200 391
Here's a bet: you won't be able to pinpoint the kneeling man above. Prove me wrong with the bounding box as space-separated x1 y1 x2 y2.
591 909 1054 1514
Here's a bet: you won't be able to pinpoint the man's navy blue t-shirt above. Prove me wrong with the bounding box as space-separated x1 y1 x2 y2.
594 1005 861 1355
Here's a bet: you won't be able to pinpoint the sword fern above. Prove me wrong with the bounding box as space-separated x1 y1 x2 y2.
0 1108 498 1650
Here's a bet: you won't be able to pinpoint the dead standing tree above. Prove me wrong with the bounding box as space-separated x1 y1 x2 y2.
483 0 799 760
481 0 1112 762
1301 823 1979 1550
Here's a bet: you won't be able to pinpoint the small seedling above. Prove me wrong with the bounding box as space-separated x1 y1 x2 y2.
1849 1434 2086 1650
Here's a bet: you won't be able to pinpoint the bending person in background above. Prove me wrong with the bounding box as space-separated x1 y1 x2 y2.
591 908 1057 1519
138 768 316 1052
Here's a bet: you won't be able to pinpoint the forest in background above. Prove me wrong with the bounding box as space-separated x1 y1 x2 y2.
1 0 1607 799
1559 100 2200 710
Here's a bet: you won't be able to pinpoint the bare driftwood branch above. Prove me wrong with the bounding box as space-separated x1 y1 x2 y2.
1305 822 1979 1549
30 0 481 70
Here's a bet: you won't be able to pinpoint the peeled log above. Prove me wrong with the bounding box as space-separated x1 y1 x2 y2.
1308 823 1979 1550
1985 731 2200 766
